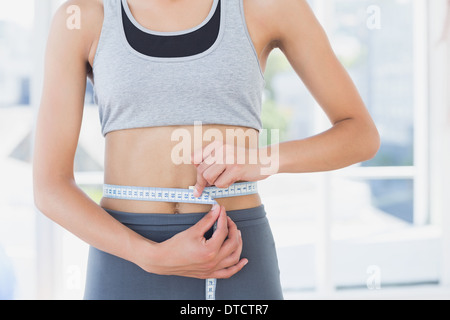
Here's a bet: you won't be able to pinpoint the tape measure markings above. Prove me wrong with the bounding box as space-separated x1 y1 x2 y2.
103 181 257 205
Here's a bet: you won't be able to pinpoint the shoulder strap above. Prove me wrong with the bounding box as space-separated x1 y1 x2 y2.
99 0 120 35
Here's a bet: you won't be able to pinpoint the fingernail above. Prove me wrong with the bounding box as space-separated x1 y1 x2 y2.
211 204 220 212
193 187 200 197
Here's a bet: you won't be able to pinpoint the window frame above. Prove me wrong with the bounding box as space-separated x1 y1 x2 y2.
29 0 450 299
310 0 435 294
428 0 450 287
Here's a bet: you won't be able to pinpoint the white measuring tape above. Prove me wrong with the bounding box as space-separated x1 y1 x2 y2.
103 181 257 204
103 181 258 300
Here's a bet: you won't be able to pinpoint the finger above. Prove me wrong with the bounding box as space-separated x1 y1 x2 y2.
193 168 209 197
201 164 227 187
216 217 242 262
194 157 227 196
193 160 214 196
212 166 239 189
215 233 243 270
208 258 249 279
192 143 226 196
191 204 221 236
205 206 229 249
197 159 214 175
216 245 242 271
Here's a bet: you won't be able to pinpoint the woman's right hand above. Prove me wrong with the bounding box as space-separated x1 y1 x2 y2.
136 204 248 279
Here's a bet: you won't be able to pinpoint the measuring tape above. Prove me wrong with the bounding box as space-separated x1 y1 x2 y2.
102 181 258 300
103 181 257 204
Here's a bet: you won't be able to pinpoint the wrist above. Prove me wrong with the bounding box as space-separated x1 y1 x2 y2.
129 235 160 273
257 144 280 177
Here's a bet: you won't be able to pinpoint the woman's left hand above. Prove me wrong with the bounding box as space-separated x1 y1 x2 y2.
190 140 275 197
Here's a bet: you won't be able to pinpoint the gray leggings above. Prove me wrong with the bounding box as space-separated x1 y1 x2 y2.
84 204 284 300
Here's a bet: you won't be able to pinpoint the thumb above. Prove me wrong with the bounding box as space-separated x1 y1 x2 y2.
193 170 208 197
191 204 221 236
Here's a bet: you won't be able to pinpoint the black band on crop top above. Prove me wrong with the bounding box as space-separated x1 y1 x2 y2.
121 0 221 58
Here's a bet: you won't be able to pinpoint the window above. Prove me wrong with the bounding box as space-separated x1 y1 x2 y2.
1 0 448 300
260 0 448 298
0 0 36 300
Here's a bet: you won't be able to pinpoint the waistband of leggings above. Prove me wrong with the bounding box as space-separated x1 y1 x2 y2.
103 204 266 226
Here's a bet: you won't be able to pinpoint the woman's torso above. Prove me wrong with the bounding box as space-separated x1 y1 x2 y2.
87 0 276 214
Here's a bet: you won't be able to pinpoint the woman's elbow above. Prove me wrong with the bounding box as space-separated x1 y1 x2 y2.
33 177 51 214
359 124 381 162
32 170 66 215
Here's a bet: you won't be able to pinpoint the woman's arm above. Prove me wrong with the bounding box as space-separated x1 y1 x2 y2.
33 0 246 279
271 0 380 174
33 0 147 266
191 0 380 194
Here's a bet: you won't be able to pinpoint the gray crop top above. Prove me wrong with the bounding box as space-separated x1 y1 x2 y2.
91 0 265 137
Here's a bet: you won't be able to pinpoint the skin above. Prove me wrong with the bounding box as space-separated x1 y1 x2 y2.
33 0 380 280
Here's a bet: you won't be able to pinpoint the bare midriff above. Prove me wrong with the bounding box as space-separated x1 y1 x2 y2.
99 124 262 214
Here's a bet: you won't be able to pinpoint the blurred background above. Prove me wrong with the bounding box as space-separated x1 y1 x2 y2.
1 0 450 300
